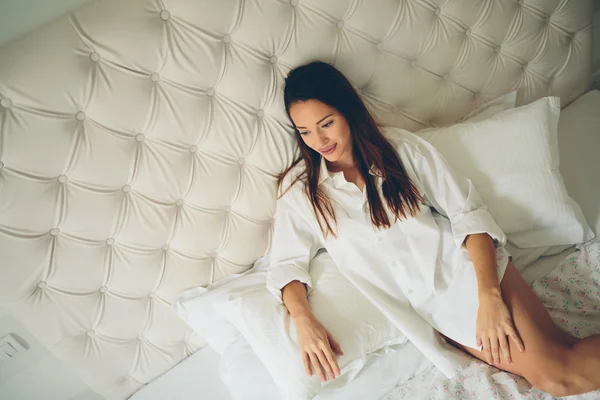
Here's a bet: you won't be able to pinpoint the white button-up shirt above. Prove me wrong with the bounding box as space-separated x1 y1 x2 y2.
267 128 510 378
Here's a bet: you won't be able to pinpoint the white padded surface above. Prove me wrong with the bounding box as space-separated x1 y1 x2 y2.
0 0 594 398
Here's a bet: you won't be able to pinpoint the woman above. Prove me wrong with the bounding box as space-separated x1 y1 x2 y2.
266 60 600 397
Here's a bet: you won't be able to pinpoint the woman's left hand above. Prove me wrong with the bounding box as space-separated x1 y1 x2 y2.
476 291 525 365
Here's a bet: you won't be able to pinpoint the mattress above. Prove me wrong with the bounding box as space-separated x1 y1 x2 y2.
130 247 581 400
129 345 233 400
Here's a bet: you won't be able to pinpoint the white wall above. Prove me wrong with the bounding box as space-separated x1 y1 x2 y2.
0 0 93 46
0 308 103 399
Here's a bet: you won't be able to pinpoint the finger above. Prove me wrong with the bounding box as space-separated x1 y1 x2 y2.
507 324 525 352
499 332 511 364
315 349 334 380
302 351 312 377
483 337 493 365
309 352 326 382
328 333 344 356
321 344 341 378
490 334 501 365
476 335 482 348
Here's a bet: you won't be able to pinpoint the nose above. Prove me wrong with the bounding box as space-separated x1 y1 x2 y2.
314 130 329 147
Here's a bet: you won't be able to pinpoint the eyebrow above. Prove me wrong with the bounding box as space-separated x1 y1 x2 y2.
296 113 334 129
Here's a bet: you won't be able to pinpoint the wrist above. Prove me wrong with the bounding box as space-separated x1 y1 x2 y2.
478 286 502 299
290 309 313 321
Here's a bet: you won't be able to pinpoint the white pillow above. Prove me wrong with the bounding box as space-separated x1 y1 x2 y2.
172 259 271 353
173 282 239 354
176 253 431 400
174 257 279 399
220 332 432 400
213 250 410 400
417 91 568 270
400 96 594 248
220 337 281 400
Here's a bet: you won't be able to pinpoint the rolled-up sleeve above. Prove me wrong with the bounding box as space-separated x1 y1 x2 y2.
266 194 323 304
404 135 506 250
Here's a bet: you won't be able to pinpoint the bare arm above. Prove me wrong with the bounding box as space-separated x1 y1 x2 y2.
281 279 344 381
281 280 312 319
267 193 342 380
464 233 500 297
465 233 525 365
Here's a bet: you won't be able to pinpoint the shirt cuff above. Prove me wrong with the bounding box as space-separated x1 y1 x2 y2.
450 208 507 250
266 264 313 305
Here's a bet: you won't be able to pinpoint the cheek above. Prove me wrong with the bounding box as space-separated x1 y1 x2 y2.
338 126 352 146
300 135 316 150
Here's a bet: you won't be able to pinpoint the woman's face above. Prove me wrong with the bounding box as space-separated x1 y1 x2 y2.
289 99 352 164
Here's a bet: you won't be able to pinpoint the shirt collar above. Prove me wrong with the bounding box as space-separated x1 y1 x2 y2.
317 156 381 185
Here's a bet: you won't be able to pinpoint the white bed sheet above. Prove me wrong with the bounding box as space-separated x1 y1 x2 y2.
129 345 233 400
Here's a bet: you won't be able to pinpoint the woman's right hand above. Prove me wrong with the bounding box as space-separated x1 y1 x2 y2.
293 313 344 382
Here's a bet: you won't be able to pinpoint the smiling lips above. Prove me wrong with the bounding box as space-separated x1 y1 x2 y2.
320 143 337 155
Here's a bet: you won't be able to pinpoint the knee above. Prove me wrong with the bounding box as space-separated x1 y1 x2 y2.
526 353 576 397
531 374 572 397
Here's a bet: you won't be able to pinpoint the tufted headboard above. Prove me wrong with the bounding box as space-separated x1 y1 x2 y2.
0 0 594 398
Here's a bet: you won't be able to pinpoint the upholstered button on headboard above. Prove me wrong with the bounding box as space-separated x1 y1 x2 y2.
0 0 594 398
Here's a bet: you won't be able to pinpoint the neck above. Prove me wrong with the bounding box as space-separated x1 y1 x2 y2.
325 157 354 172
327 152 354 172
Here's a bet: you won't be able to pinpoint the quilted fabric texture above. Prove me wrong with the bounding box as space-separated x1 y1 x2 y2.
0 0 594 398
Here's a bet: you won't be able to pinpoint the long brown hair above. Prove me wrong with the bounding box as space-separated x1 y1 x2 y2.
279 61 423 238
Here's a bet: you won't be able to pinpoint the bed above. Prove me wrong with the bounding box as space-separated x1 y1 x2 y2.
0 0 598 399
130 247 600 400
131 87 600 399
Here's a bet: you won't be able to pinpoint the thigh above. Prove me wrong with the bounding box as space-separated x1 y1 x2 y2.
443 261 576 377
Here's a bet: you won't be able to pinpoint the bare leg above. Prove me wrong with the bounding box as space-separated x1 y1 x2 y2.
442 261 600 397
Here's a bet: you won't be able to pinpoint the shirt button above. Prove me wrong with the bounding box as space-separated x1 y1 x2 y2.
377 237 383 242
407 289 414 295
391 261 397 267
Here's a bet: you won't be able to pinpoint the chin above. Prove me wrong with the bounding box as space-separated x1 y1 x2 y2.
319 145 340 161
320 152 338 162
